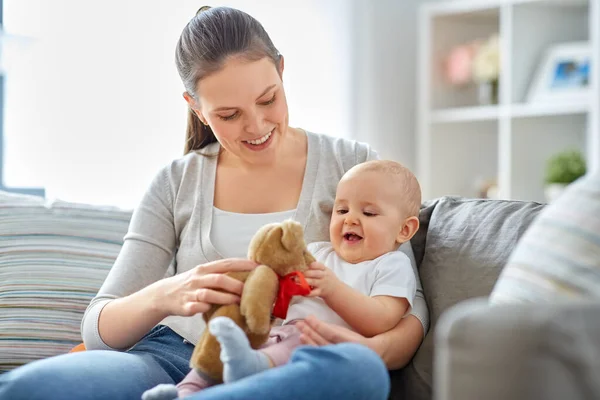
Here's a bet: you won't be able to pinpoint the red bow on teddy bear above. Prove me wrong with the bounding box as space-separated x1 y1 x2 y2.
272 271 311 319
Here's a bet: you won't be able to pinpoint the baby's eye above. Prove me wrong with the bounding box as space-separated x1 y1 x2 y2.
336 209 348 215
363 211 377 217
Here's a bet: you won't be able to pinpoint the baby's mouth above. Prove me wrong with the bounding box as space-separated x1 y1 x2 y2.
343 233 363 242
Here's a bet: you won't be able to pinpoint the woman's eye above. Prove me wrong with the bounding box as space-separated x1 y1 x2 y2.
219 113 238 121
259 95 276 106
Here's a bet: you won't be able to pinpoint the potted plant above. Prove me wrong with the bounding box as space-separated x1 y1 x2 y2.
544 149 586 203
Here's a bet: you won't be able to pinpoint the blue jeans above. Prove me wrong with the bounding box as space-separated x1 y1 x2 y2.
0 325 390 400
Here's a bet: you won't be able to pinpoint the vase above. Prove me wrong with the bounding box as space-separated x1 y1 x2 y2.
477 79 499 105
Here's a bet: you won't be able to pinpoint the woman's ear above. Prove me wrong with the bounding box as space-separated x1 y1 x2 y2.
396 216 420 244
183 92 207 124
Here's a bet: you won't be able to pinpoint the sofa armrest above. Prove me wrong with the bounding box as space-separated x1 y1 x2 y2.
434 298 600 400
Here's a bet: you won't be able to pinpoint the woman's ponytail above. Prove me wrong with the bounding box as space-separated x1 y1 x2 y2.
184 108 217 154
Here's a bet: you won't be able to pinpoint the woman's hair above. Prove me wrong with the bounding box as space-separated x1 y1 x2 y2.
176 6 282 154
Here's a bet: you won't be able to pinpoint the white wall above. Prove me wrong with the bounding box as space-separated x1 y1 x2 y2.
3 0 352 208
4 0 442 208
350 0 443 171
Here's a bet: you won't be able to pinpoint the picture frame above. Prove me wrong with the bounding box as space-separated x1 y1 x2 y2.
527 41 591 103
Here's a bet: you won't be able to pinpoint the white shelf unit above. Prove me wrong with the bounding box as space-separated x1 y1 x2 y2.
417 0 599 203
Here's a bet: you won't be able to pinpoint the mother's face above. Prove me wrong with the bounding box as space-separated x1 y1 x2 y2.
189 56 289 166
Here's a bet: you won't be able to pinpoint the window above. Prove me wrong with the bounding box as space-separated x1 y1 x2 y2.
2 1 351 208
0 0 44 196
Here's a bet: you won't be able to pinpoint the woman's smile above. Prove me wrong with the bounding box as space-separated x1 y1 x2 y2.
242 128 275 151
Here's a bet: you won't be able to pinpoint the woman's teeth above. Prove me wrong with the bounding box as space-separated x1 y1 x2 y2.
246 130 272 145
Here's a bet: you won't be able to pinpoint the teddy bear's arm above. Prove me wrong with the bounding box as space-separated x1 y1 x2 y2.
240 265 279 335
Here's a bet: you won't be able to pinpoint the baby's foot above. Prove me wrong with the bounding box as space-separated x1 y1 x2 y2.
141 383 179 400
209 317 270 383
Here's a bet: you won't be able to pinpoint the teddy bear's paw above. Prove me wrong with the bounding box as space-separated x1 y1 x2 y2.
141 384 179 400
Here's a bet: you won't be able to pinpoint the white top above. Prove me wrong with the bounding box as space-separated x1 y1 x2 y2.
210 207 296 258
284 242 417 330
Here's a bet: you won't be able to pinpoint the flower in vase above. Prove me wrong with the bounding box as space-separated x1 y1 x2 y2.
445 43 478 86
472 35 500 83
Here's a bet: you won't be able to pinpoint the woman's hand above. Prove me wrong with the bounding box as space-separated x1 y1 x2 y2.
298 314 425 370
296 315 376 352
153 258 257 317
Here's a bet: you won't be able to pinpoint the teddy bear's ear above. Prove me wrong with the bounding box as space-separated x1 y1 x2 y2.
303 250 316 266
280 220 305 252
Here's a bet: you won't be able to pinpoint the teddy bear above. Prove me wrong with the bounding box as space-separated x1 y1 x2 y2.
189 219 315 382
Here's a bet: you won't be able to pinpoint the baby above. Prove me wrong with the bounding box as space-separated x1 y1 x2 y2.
143 159 422 400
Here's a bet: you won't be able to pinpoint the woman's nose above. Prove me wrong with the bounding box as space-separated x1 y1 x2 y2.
244 108 265 135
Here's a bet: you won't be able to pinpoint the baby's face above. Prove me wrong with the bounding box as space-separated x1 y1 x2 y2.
330 170 406 264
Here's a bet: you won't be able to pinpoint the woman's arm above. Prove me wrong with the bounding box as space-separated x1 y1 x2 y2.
95 283 167 351
96 259 254 350
81 166 256 350
297 313 424 370
368 315 424 369
82 167 177 350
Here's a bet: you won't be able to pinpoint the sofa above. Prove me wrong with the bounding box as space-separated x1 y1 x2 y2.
1 190 565 398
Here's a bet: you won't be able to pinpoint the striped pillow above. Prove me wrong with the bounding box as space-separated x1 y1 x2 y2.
490 172 600 304
0 191 131 372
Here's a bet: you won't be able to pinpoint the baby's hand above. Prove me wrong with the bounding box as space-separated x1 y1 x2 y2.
304 262 341 300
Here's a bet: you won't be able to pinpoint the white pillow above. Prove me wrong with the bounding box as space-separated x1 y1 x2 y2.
490 172 600 304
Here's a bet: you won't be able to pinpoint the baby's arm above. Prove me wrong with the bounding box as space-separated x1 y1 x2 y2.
325 284 409 337
305 256 413 337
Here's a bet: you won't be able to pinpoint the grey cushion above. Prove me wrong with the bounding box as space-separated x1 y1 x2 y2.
392 197 544 400
0 191 132 371
435 298 600 400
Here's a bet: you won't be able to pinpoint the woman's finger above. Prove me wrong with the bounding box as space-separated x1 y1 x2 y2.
296 322 316 345
297 320 331 346
304 315 362 344
182 301 211 316
299 332 317 346
195 259 257 274
196 273 245 295
195 288 240 305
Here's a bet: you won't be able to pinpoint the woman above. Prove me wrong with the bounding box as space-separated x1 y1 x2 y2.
0 6 427 400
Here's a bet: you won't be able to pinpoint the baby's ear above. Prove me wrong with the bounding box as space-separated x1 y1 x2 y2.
396 216 420 244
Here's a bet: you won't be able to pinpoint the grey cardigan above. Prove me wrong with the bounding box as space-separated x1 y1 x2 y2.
81 131 429 350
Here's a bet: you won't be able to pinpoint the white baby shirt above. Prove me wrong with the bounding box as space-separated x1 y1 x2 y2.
284 241 417 330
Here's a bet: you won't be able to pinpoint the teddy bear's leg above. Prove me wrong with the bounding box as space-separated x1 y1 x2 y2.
209 317 272 383
190 304 248 382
